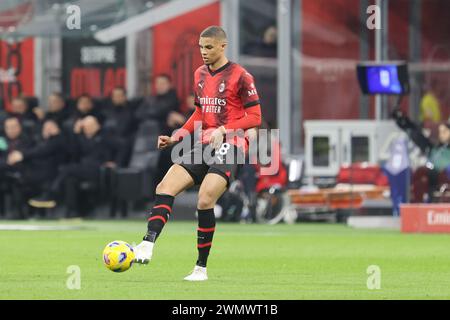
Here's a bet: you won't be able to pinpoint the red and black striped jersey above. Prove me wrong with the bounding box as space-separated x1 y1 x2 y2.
173 61 262 152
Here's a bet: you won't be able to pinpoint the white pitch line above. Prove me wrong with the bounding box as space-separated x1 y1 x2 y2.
0 224 88 231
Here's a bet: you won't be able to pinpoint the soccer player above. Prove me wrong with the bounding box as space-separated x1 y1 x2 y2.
133 26 262 281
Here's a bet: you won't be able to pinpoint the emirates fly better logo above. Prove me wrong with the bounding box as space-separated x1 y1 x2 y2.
199 97 226 114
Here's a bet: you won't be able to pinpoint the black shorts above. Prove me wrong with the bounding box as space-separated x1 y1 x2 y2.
177 142 244 188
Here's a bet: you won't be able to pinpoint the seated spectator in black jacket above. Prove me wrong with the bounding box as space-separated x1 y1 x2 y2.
7 120 68 205
104 87 136 137
0 116 34 172
135 74 180 135
103 87 137 166
135 75 180 187
64 94 104 133
8 97 39 124
8 97 41 138
166 93 195 130
28 116 124 216
243 25 277 58
0 117 35 207
154 93 196 185
43 93 73 127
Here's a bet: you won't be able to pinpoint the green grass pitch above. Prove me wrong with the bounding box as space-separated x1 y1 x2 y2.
0 219 450 299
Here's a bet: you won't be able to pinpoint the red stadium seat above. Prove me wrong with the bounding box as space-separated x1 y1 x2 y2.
337 163 389 186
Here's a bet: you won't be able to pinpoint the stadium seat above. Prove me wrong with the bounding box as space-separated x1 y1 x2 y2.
110 120 160 217
411 166 432 203
0 172 28 219
0 178 7 217
76 166 113 217
337 163 389 186
433 170 450 202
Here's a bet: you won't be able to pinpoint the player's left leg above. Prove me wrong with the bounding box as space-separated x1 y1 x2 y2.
184 172 227 281
134 164 196 264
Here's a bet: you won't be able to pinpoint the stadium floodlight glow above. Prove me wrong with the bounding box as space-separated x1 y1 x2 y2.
94 0 218 44
357 61 410 95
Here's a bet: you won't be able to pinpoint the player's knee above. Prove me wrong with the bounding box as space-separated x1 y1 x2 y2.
197 190 216 209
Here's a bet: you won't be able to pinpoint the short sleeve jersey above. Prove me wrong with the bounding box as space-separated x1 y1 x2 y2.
193 61 260 151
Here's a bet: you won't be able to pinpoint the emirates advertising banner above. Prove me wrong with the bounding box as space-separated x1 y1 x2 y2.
62 37 126 98
401 204 450 233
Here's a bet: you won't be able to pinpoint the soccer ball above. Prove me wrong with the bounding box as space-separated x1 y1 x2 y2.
102 240 135 272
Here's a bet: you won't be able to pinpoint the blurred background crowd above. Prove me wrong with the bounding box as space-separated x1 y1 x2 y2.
0 0 449 222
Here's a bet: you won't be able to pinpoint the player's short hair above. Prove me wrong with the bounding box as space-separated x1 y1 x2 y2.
200 26 227 41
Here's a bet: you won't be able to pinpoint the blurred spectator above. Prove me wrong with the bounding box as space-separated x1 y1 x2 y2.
243 25 277 58
393 109 450 201
136 74 180 186
104 87 137 138
9 97 39 124
419 80 442 124
1 117 33 171
103 87 137 166
183 93 197 118
43 93 72 127
431 123 450 171
9 97 39 136
0 117 35 217
66 95 104 133
27 96 46 122
166 93 196 131
7 120 68 208
152 93 197 188
135 74 180 135
394 110 450 170
28 116 124 216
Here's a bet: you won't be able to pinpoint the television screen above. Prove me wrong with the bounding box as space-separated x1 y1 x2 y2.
357 62 409 95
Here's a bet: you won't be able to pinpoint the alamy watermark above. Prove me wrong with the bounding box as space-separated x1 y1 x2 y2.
65 4 381 31
66 5 81 30
66 265 81 290
366 265 381 290
171 124 280 176
366 5 381 30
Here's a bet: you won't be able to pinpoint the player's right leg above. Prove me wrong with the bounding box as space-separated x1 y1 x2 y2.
134 164 194 264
